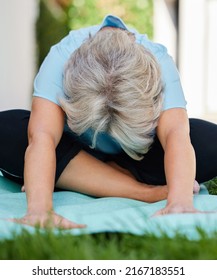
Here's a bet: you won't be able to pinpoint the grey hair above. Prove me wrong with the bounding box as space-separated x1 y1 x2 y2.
60 28 163 160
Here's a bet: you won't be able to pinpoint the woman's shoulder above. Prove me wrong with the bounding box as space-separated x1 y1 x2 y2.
54 25 100 59
136 34 168 61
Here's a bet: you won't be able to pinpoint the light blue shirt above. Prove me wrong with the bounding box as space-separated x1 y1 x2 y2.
33 15 187 154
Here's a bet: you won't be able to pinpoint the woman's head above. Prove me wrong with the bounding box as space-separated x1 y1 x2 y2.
60 28 163 160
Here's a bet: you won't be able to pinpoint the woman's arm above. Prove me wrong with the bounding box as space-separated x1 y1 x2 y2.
16 97 168 229
14 97 85 228
155 108 199 215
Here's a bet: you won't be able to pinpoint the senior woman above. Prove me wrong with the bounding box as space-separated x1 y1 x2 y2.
1 15 217 228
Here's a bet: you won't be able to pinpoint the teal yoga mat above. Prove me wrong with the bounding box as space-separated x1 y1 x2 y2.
0 174 217 240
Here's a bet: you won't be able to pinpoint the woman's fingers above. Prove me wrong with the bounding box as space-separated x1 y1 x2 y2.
8 211 86 229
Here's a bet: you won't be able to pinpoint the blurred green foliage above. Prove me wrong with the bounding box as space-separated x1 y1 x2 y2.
204 177 217 195
36 0 153 67
36 0 69 67
67 0 153 35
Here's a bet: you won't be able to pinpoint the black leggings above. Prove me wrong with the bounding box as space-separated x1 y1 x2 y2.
0 109 217 186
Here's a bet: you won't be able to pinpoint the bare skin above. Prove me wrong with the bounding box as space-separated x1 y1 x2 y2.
20 154 169 203
18 150 169 228
8 25 207 229
20 154 199 201
10 97 202 229
55 151 168 202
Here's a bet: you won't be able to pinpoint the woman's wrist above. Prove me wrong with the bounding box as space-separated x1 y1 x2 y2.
26 191 53 214
166 196 194 210
26 205 53 215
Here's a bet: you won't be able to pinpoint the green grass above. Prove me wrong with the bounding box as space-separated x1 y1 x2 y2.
1 229 217 260
1 177 217 260
204 177 217 195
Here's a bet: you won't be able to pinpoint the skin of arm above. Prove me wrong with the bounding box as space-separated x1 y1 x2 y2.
154 108 199 215
13 97 86 228
17 100 198 228
16 97 168 228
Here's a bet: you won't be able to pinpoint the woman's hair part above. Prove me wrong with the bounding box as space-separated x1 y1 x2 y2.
60 28 163 160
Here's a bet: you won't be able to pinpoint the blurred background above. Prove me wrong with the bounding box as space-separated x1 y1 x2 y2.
0 0 217 122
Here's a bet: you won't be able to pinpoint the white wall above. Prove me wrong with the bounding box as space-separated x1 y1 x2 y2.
179 0 217 121
179 0 206 118
153 0 177 62
154 0 217 122
205 0 217 117
0 0 38 111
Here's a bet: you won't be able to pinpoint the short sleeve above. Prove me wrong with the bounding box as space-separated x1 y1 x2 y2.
33 26 99 106
33 45 68 105
159 53 187 111
138 36 187 111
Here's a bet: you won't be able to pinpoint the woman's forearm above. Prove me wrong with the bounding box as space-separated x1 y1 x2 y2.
17 135 87 229
24 134 56 213
164 131 196 207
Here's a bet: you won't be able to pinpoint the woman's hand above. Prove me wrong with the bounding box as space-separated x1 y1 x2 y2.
10 211 86 229
153 180 201 216
153 203 200 217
